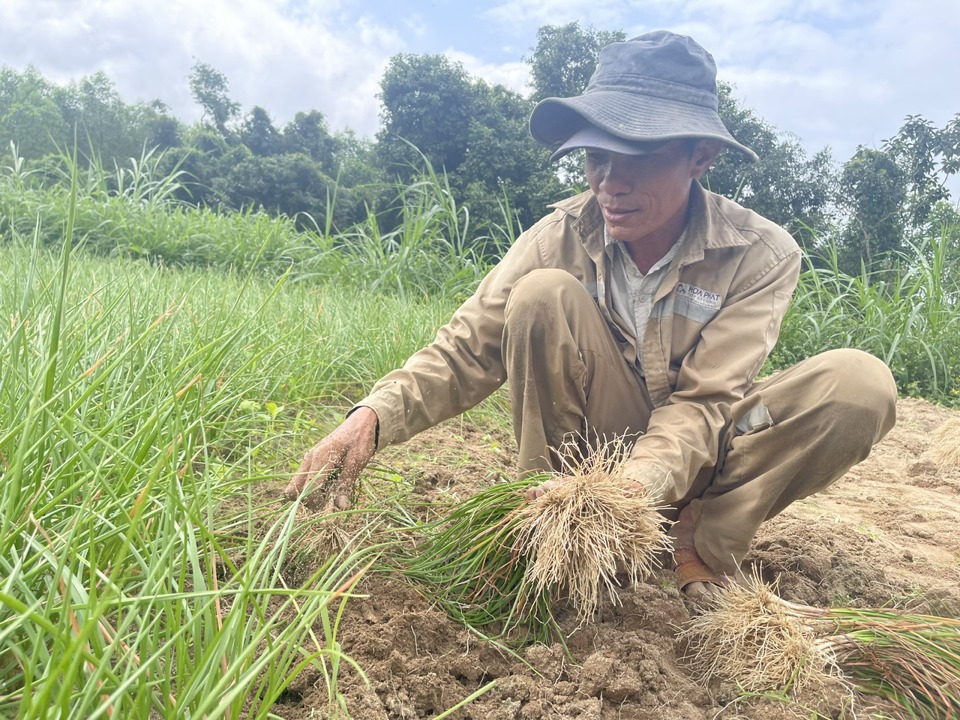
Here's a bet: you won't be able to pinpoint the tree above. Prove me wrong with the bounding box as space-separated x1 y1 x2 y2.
527 22 625 102
241 106 281 156
136 100 182 150
704 83 835 249
57 72 133 161
219 152 331 221
188 61 240 138
377 54 477 178
375 52 566 250
836 146 907 273
282 110 335 168
327 129 389 230
0 66 69 159
454 82 564 245
829 114 960 278
884 114 960 228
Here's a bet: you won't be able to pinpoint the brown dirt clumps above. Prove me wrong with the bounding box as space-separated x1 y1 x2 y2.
271 397 960 719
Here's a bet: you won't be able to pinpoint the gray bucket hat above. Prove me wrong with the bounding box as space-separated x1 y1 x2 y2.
529 30 758 163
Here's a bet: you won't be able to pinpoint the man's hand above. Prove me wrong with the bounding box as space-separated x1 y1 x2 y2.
524 458 670 502
524 476 567 501
622 460 672 503
283 406 378 510
525 460 672 502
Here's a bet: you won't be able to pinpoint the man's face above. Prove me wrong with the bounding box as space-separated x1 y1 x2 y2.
584 140 714 246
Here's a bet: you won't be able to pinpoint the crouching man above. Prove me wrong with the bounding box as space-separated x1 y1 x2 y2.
284 31 897 597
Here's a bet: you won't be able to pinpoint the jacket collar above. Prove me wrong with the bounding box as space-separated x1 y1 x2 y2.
551 182 753 267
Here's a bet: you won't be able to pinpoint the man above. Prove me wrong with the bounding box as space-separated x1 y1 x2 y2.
284 31 897 597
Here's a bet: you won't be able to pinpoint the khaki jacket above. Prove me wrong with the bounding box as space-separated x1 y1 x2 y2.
358 182 801 500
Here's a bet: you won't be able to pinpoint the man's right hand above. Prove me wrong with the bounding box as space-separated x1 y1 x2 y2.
283 406 379 510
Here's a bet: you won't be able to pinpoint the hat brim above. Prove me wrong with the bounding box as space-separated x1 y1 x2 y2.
548 125 674 163
531 92 759 163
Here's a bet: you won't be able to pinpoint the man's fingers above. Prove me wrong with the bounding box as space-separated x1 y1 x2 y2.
284 446 341 501
285 409 378 510
525 477 566 501
524 486 544 501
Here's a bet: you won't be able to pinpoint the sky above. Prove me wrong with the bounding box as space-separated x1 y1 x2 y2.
1 0 958 170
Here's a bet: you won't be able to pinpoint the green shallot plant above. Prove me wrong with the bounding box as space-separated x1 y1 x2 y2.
397 446 672 642
397 476 554 641
0 174 378 717
681 571 960 719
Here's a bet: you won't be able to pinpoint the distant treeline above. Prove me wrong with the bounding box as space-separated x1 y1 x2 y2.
1 22 958 274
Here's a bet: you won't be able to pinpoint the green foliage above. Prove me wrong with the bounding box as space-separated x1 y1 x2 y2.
0 205 386 717
240 105 282 156
391 476 558 644
0 143 483 316
57 72 132 161
705 83 835 248
377 53 564 246
825 607 960 719
771 232 960 403
5 140 959 407
527 22 626 102
282 109 337 168
4 31 959 269
454 82 565 242
836 146 907 274
218 151 333 223
0 66 70 160
0 66 183 177
188 60 240 138
330 150 492 299
834 113 960 278
885 113 960 227
377 53 476 178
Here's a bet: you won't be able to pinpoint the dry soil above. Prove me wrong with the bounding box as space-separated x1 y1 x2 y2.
268 397 960 719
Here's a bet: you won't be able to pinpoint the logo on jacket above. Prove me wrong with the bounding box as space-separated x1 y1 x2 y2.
675 283 722 309
671 283 722 323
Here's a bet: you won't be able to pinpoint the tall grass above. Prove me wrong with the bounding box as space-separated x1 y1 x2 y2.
7 144 959 404
0 203 396 716
0 143 499 301
326 163 487 300
771 233 960 403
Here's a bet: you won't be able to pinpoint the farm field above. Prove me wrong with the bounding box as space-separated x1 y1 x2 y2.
268 396 960 719
1 170 958 718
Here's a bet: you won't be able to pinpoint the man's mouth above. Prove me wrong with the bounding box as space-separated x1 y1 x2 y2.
602 206 638 222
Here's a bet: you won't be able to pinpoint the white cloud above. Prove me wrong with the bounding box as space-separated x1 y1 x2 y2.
483 0 626 32
1 0 957 165
0 0 404 135
443 50 531 95
688 0 960 159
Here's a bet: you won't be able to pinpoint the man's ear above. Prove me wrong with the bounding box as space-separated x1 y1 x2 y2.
691 139 723 178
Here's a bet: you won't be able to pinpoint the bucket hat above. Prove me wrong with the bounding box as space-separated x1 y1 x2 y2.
529 30 758 163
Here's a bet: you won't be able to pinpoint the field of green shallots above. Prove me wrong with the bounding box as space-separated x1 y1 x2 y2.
1 152 959 719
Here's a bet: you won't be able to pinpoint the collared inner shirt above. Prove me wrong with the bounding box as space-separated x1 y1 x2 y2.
605 228 686 374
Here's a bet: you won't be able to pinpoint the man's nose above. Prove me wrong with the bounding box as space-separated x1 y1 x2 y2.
598 161 632 195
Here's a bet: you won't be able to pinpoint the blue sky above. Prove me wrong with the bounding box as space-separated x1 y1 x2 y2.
2 0 958 171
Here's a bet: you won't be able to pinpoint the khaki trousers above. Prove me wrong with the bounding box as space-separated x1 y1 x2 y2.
502 269 898 574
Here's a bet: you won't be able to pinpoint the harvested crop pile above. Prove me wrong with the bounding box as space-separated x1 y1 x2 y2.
396 445 671 642
270 397 960 719
681 571 960 718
